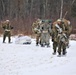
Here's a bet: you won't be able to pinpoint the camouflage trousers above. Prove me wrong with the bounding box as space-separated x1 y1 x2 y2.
40 33 50 46
36 33 41 45
53 41 58 53
58 41 66 55
3 31 11 43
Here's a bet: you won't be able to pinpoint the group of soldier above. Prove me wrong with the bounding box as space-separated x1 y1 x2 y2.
1 18 72 56
32 18 72 56
32 19 52 47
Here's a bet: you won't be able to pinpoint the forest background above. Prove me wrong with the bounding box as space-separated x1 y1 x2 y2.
0 0 76 35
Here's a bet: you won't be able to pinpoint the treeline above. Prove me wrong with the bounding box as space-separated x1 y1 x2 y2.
0 0 76 35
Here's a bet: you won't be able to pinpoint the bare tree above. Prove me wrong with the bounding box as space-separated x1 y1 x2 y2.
60 0 63 19
0 0 76 34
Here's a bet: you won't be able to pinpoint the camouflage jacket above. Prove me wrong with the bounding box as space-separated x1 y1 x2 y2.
2 24 13 32
32 22 41 34
40 22 52 34
52 22 65 42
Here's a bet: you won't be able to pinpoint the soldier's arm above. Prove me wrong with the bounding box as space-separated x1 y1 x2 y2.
2 26 6 29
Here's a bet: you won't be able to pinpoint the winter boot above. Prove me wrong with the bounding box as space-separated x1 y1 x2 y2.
41 44 45 47
52 49 56 55
36 42 39 46
63 49 67 55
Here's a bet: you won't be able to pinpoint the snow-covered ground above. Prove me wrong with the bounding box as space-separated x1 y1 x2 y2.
0 36 76 75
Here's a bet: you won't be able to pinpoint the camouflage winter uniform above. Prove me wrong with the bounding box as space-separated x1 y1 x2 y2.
52 19 66 55
2 20 13 43
40 20 51 47
55 19 69 55
32 19 42 45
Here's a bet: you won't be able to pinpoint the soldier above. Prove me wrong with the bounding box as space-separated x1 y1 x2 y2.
52 18 72 56
32 19 42 46
52 19 66 55
2 20 13 43
40 20 52 47
54 19 70 56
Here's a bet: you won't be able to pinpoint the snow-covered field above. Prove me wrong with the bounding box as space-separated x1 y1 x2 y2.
0 36 76 75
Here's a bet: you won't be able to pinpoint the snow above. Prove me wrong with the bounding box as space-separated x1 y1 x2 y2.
0 36 76 75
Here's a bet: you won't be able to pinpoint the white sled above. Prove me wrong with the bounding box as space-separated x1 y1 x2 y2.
15 35 31 44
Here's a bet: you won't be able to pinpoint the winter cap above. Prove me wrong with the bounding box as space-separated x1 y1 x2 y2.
57 19 61 22
6 20 9 22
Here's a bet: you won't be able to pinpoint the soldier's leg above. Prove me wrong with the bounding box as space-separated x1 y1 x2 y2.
36 35 39 45
58 42 62 55
8 32 11 43
52 41 58 55
45 33 50 47
39 38 41 45
40 33 45 47
62 43 67 55
3 32 7 43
